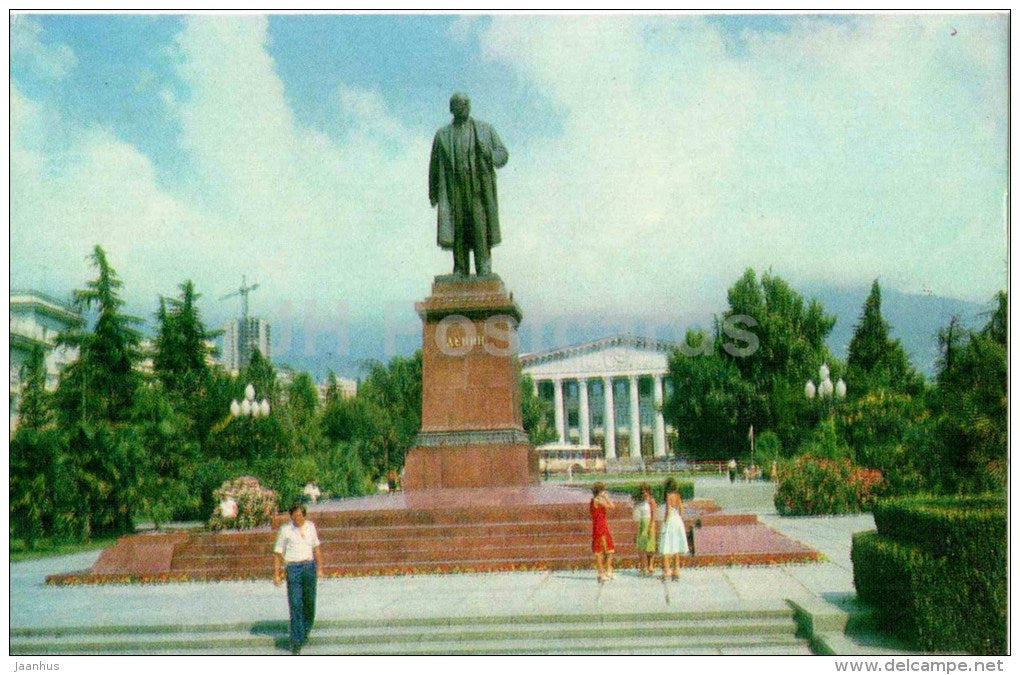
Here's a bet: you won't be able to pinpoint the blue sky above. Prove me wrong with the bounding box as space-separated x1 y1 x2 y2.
9 13 1009 373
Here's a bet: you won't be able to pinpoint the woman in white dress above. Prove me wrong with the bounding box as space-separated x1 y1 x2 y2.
658 477 689 581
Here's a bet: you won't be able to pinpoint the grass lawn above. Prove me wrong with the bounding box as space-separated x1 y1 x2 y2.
558 474 697 500
10 536 120 562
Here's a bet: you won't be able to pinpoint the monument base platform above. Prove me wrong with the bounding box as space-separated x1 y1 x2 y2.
403 441 539 489
46 485 820 585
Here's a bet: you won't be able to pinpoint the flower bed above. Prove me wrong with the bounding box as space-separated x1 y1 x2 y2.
774 457 883 515
208 476 278 531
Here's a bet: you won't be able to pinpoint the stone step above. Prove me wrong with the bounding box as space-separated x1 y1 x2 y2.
34 644 814 655
12 615 796 645
175 535 626 561
10 613 808 655
177 526 637 557
56 492 820 584
11 636 812 656
300 505 623 527
170 554 608 576
189 518 638 546
9 608 800 636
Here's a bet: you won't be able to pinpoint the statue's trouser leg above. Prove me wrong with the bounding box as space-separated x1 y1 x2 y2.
471 196 490 275
453 218 469 275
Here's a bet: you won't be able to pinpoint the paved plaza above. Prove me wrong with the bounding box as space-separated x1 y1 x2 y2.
9 477 917 654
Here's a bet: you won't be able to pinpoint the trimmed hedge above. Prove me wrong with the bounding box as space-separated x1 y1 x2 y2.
872 495 1006 560
851 494 1006 655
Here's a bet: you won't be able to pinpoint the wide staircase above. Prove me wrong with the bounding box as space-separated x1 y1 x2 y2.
170 501 642 578
10 608 813 655
48 489 816 585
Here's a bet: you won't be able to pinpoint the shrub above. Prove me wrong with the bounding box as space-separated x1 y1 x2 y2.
852 495 1006 654
209 476 278 530
774 456 883 515
872 494 1006 559
797 418 852 461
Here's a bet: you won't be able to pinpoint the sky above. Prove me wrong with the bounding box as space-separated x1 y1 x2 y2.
9 13 1009 374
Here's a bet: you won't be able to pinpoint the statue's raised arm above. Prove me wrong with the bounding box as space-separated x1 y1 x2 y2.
428 93 508 277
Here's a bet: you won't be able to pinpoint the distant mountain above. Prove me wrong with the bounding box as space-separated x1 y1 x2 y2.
803 283 994 377
270 285 995 381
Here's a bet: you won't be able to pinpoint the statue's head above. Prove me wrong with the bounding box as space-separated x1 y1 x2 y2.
449 93 471 122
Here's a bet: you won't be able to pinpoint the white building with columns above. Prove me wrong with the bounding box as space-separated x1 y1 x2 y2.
521 335 678 462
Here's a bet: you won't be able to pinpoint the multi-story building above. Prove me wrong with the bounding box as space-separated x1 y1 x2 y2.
521 335 679 464
221 317 271 373
9 290 82 429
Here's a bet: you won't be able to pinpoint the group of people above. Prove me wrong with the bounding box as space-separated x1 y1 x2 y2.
589 478 691 584
273 479 692 655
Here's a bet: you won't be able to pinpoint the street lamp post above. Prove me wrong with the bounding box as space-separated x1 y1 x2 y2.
805 363 847 415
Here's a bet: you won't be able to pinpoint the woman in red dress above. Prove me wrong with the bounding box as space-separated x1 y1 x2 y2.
590 482 615 583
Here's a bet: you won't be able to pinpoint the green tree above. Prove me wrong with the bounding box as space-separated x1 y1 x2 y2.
55 246 143 426
924 292 1007 492
16 346 51 431
286 372 320 428
520 374 557 446
127 383 202 527
357 352 423 475
323 370 342 406
9 427 65 548
846 280 923 396
52 246 144 536
665 329 755 459
244 348 278 405
10 346 58 546
665 269 837 457
836 280 927 493
317 441 371 497
836 389 926 495
723 269 837 449
321 395 384 445
153 280 219 395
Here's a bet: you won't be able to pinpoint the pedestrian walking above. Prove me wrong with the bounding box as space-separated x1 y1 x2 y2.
273 502 324 654
658 478 689 582
590 482 615 583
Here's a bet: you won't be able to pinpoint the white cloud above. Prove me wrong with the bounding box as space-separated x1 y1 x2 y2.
10 83 218 307
12 16 440 332
475 15 1007 316
167 16 439 320
10 15 76 79
9 14 1008 358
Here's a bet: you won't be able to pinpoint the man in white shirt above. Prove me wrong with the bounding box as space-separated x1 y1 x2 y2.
273 502 324 654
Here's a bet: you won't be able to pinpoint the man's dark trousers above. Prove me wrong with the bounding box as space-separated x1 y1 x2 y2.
285 560 317 646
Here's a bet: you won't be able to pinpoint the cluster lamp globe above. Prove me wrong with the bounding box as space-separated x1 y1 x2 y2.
230 383 271 418
805 363 847 401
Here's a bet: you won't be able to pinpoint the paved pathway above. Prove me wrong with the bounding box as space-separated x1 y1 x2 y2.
9 477 917 653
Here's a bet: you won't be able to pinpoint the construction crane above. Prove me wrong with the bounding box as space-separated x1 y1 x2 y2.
220 276 261 369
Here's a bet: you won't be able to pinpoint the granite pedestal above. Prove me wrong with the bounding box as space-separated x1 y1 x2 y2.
403 275 539 489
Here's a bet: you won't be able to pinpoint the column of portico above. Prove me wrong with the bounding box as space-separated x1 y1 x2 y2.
532 378 539 397
553 377 566 444
578 377 590 446
653 374 667 457
601 376 616 460
629 375 642 458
